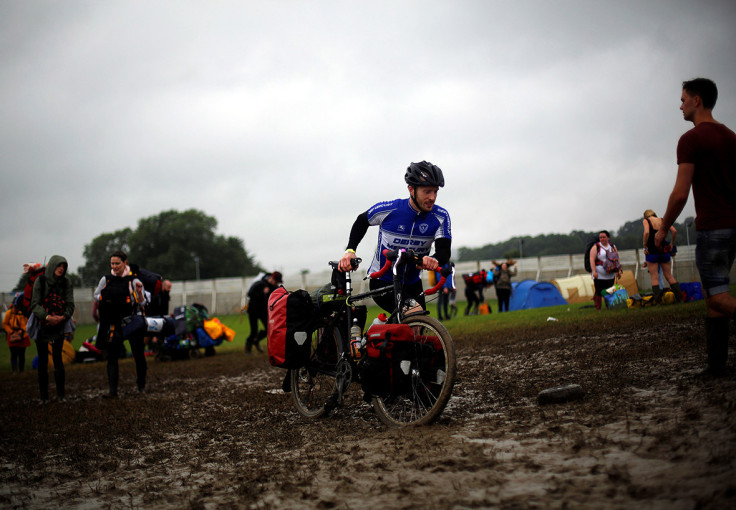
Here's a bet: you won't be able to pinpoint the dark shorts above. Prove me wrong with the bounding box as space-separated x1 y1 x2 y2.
645 252 671 264
696 228 736 297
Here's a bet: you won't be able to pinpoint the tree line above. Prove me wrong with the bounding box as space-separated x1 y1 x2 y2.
456 216 696 261
14 209 263 291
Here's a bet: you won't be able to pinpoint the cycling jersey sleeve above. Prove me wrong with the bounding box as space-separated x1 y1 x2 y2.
431 237 451 266
346 212 370 251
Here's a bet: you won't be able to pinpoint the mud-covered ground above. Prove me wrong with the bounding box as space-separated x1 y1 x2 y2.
1 308 735 509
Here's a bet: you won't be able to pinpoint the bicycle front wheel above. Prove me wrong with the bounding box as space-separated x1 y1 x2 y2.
372 315 457 426
291 326 341 419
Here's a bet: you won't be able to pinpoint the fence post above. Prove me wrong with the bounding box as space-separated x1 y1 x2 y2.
212 279 217 315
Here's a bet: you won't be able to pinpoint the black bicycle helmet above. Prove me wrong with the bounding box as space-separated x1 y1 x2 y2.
404 161 445 188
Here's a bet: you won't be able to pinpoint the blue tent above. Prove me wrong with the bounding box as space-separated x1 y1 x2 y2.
509 280 567 311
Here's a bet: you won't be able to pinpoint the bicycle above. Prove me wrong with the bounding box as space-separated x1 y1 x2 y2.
290 249 457 426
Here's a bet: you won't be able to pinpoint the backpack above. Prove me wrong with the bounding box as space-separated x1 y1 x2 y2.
600 244 621 274
128 264 163 296
267 286 315 369
14 264 45 317
98 275 134 322
584 241 621 274
583 239 597 273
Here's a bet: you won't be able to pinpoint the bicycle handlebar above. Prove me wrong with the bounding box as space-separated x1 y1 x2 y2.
368 249 452 296
329 258 362 271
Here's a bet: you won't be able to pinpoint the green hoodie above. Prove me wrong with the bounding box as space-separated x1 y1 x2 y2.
30 255 75 331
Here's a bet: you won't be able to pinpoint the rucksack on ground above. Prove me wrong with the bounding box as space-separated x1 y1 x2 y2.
267 286 315 369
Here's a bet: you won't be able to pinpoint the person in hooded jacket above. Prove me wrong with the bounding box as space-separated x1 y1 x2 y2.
30 255 75 403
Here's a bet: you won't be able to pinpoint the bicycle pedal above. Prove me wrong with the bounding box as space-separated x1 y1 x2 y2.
323 394 340 415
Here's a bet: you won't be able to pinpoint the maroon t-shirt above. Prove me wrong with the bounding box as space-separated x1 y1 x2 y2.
677 122 736 230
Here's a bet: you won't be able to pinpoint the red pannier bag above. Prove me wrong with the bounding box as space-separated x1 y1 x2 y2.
364 324 415 359
267 286 314 368
362 324 444 397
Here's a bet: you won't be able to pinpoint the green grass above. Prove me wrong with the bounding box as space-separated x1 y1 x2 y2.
0 296 714 372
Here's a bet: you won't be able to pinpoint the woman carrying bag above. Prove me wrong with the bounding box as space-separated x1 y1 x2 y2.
3 301 32 374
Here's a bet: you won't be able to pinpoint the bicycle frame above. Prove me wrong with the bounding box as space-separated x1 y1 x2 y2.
292 249 457 424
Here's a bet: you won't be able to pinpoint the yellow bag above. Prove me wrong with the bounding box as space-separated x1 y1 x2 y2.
47 340 76 369
204 318 236 342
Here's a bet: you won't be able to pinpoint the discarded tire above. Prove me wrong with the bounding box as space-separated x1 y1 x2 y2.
537 384 585 405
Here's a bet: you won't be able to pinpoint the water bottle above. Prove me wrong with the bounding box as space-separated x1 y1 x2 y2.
370 313 388 328
350 318 362 360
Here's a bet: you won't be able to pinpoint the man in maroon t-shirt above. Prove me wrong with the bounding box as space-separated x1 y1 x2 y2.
657 77 736 377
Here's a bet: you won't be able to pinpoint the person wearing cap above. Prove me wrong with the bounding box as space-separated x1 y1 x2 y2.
338 161 452 312
244 271 282 353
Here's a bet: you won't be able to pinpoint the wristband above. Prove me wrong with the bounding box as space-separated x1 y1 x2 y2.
345 249 355 254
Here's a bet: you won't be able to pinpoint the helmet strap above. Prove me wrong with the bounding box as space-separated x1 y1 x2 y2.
409 186 421 212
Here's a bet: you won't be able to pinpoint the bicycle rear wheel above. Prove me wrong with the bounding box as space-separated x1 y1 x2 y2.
372 315 456 426
291 326 341 418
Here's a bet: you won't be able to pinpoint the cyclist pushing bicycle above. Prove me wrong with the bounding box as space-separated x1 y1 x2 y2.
283 161 455 426
338 160 452 311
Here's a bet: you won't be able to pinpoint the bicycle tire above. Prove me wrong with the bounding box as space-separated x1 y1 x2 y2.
372 315 456 426
291 326 341 419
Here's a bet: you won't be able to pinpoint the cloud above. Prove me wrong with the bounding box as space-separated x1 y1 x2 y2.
1 0 735 290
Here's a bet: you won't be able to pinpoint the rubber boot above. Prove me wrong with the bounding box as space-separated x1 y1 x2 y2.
671 282 683 303
705 317 729 377
106 362 119 397
255 341 264 353
245 338 253 354
652 285 662 304
54 366 66 400
593 294 602 311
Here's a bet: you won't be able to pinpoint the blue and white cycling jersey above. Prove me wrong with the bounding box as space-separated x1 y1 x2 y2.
366 198 452 284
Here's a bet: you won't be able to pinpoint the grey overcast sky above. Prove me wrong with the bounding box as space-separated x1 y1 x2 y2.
1 0 735 291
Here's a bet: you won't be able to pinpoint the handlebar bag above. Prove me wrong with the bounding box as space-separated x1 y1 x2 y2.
267 286 315 368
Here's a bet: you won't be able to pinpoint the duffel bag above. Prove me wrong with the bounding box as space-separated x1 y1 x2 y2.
267 286 315 368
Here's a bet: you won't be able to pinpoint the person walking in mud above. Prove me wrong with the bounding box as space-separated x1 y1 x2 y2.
656 77 736 377
244 271 282 354
94 250 149 397
30 255 75 403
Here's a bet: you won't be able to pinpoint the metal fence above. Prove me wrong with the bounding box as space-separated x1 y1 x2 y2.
2 245 724 326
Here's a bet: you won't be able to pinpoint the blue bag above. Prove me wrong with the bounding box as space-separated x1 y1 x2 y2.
604 288 629 310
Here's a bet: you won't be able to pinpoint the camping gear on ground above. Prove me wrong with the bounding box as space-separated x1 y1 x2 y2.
680 282 704 302
509 280 567 311
267 286 315 368
152 303 234 360
32 339 76 370
552 270 639 305
604 288 629 310
478 303 490 315
76 336 105 363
